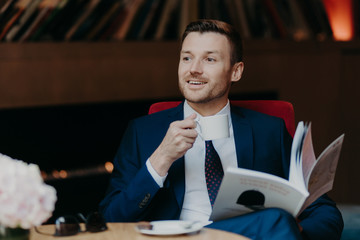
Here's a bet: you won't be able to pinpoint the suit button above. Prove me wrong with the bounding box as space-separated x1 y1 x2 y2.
139 193 151 208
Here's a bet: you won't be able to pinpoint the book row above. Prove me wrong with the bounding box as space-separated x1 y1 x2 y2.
0 0 343 42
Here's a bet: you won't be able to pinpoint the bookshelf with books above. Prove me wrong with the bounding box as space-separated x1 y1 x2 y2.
0 0 350 42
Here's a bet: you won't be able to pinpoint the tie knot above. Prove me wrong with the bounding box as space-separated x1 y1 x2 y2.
205 140 214 148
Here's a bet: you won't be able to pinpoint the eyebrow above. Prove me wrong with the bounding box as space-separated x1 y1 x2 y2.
180 50 221 55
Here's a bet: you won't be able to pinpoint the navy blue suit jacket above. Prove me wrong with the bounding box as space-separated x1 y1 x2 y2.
100 102 343 240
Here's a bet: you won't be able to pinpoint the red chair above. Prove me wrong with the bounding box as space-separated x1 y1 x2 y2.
148 100 295 137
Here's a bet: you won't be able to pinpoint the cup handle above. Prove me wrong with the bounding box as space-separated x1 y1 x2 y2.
195 119 204 140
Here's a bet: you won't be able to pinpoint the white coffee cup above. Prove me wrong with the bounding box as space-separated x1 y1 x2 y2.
196 114 230 141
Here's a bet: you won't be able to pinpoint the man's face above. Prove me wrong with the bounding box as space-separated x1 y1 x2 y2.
178 32 242 108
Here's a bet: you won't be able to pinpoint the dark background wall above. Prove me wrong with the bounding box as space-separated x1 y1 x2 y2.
0 41 359 215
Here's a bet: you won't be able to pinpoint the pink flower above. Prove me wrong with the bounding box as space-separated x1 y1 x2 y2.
0 153 57 229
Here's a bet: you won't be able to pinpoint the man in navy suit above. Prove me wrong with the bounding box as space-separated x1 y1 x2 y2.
100 20 343 240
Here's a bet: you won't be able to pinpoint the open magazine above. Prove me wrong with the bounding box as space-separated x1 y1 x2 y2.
210 122 344 221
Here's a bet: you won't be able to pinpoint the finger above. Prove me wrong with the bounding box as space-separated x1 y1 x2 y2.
181 128 198 139
186 113 197 120
177 141 195 153
177 114 197 129
171 131 196 145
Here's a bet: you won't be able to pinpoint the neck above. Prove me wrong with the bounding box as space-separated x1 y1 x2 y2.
186 99 228 116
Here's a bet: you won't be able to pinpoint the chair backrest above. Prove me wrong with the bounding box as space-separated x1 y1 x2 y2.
148 100 295 137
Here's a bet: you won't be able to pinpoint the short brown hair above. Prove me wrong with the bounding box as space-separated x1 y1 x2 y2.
181 19 243 65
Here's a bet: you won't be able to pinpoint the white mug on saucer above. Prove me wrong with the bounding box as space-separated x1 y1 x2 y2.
196 114 230 141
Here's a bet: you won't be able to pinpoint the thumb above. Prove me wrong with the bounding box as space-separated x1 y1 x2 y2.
186 113 197 120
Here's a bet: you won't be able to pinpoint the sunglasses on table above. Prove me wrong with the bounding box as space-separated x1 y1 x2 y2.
35 212 107 237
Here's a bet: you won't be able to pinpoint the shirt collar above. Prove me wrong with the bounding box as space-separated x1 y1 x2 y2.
183 100 232 127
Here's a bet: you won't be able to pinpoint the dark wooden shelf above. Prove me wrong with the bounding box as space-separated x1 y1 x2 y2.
1 40 359 109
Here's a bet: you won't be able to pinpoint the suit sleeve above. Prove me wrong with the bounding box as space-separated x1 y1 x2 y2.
99 120 161 222
298 194 344 240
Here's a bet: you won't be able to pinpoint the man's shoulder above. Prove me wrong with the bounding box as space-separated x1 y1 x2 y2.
133 104 183 125
231 105 282 122
231 105 287 134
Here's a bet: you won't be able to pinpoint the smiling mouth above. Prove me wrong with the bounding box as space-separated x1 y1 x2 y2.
187 80 206 85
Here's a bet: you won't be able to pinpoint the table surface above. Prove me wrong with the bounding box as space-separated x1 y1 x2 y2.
30 222 249 240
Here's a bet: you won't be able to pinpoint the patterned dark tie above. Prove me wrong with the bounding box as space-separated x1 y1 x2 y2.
205 140 224 207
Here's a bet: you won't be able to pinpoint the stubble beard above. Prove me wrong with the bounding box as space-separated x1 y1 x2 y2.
179 81 231 105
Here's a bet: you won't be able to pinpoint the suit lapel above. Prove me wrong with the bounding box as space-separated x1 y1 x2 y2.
163 103 186 210
231 106 254 170
168 157 185 210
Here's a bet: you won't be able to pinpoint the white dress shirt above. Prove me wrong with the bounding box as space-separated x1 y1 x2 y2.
146 100 238 224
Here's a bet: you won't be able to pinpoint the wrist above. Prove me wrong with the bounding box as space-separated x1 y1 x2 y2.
149 150 173 176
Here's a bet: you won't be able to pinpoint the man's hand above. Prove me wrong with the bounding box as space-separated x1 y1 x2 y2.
149 113 198 176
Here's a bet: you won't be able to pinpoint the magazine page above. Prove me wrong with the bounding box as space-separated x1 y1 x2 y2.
210 167 309 221
289 121 307 189
301 123 317 185
298 134 345 214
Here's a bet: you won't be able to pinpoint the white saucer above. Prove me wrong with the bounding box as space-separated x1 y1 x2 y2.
136 220 203 236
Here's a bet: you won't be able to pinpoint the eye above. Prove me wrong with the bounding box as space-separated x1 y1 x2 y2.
206 57 216 62
182 56 191 62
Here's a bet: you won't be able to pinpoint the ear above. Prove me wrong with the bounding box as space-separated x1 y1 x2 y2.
231 62 244 83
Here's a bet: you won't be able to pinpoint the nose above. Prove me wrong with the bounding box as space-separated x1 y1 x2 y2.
190 59 203 75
